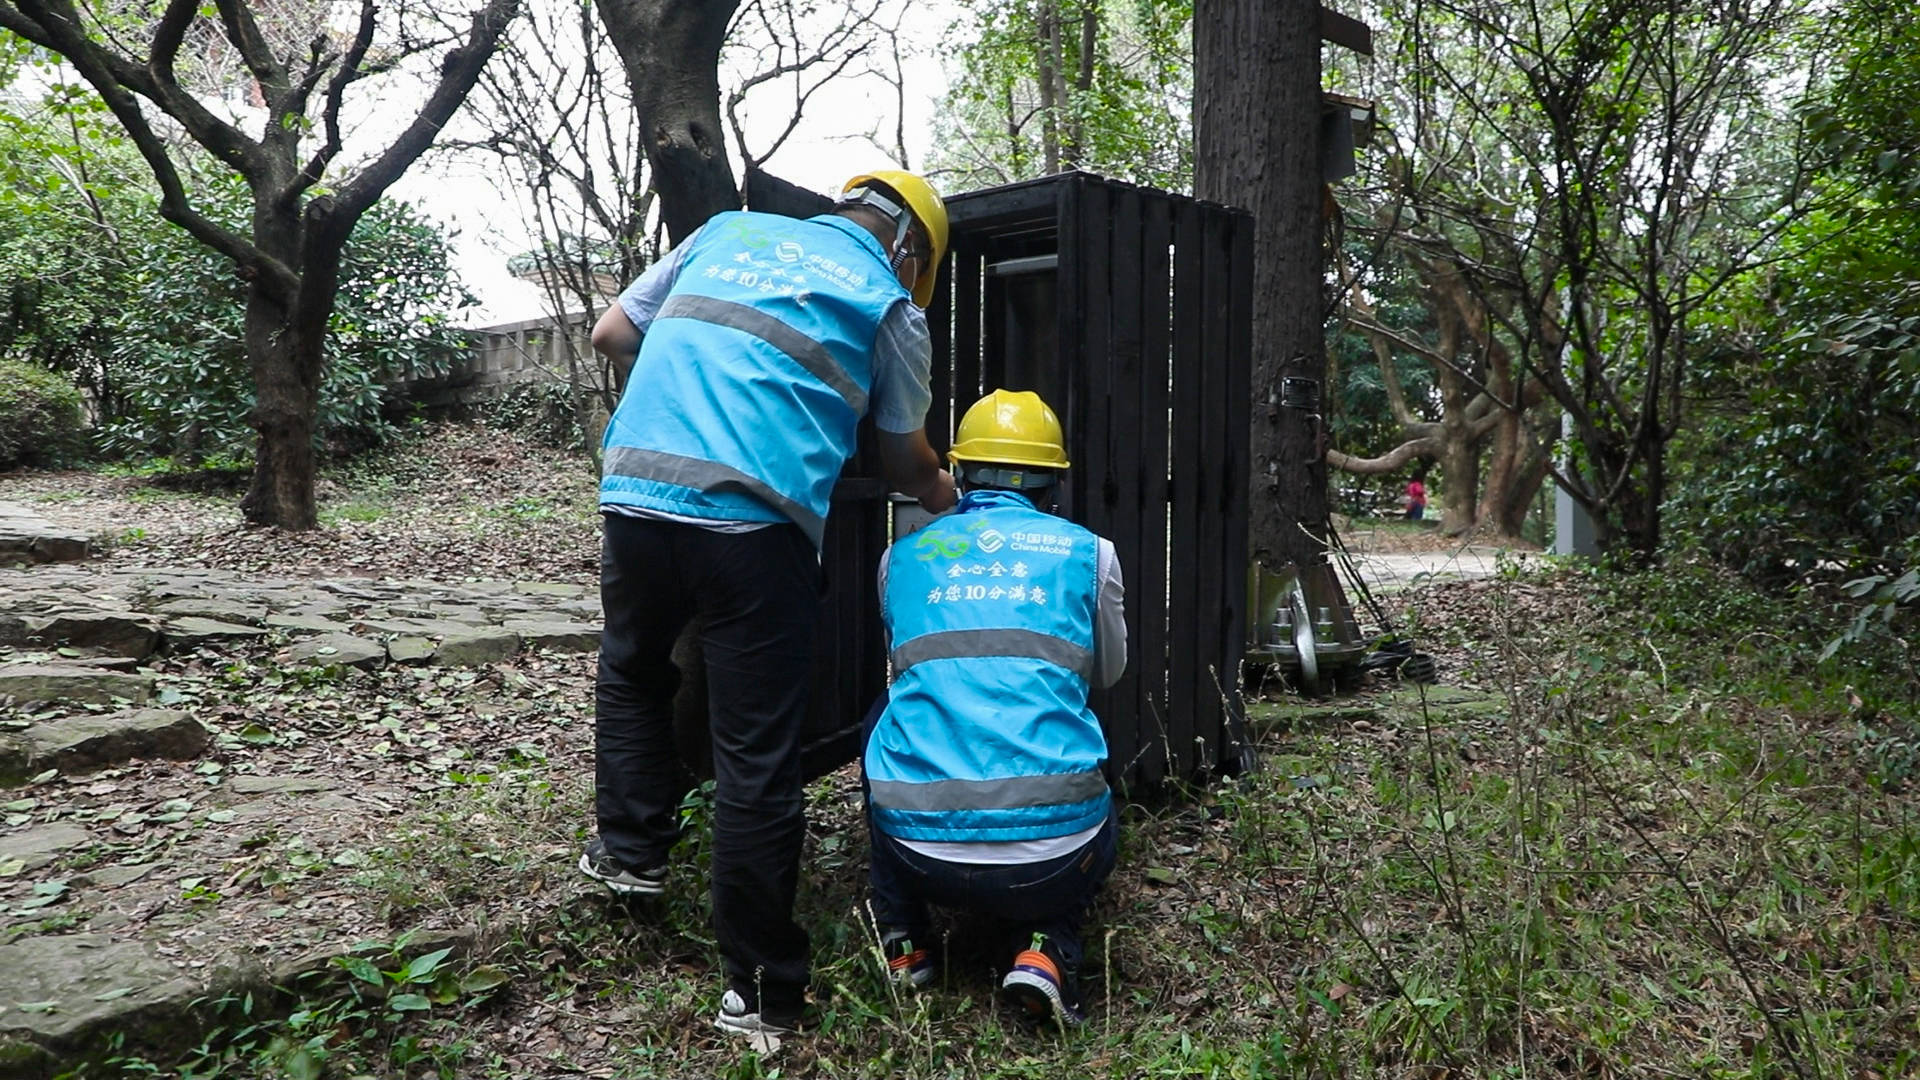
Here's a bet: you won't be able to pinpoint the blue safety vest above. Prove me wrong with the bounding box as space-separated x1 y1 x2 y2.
600 211 908 546
867 489 1111 843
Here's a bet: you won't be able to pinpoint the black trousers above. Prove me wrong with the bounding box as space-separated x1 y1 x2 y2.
595 512 820 1012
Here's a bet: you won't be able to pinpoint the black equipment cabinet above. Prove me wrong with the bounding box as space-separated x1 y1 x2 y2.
748 170 1254 791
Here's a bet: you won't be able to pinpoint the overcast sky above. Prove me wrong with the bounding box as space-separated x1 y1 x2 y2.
385 0 959 327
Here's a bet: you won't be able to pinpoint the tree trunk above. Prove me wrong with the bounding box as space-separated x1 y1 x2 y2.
238 199 317 529
240 301 321 530
1036 0 1062 173
1474 408 1519 537
1438 424 1477 535
238 194 358 530
1194 0 1325 571
1495 418 1555 539
1064 0 1096 167
1432 357 1476 535
595 0 741 244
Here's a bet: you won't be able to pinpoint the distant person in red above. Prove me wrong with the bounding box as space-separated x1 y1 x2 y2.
1405 475 1427 521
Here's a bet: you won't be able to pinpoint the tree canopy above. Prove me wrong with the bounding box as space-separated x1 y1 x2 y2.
0 0 514 528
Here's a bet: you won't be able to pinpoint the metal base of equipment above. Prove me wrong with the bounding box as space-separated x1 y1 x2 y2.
1245 561 1369 695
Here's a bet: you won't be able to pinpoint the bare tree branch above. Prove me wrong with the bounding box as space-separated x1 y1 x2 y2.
295 0 377 193
332 0 520 227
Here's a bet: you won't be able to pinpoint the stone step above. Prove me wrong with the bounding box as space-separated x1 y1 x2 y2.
16 612 161 660
0 927 474 1079
0 665 153 709
0 708 208 786
0 502 91 565
0 822 93 874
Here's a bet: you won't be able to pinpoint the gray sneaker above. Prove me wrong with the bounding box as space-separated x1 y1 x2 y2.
577 838 667 896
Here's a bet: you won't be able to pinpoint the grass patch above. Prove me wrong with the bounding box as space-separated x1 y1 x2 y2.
92 567 1920 1077
320 497 391 526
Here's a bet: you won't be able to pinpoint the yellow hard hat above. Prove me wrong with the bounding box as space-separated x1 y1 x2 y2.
842 170 948 308
949 389 1070 471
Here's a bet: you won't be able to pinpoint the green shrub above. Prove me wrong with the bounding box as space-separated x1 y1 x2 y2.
0 358 86 468
92 179 470 464
484 381 585 450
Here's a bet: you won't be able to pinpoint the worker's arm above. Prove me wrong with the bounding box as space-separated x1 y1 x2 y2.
872 302 956 512
878 429 957 512
590 227 703 384
590 305 642 384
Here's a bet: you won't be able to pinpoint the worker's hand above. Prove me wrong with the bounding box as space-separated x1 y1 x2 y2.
919 469 958 513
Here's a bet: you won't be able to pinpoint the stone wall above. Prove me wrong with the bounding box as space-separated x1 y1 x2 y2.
401 311 594 408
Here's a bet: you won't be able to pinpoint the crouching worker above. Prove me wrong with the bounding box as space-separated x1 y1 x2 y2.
863 389 1127 1029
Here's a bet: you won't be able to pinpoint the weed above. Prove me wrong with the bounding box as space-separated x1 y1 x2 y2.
319 498 387 526
484 495 562 523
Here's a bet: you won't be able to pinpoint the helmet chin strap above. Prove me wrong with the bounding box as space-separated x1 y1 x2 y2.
838 187 915 270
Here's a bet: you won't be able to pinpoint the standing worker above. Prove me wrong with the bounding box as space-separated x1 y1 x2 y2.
864 389 1126 1030
582 172 956 1038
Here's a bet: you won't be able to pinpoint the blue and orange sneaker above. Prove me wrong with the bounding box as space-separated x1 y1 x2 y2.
999 941 1084 1027
881 930 936 989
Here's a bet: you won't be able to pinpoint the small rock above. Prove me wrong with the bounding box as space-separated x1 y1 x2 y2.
262 612 350 635
426 604 496 625
78 862 158 889
281 601 351 621
512 581 586 598
152 599 267 627
503 621 601 654
283 633 385 669
162 617 270 650
554 600 604 621
355 618 452 636
430 629 520 667
228 776 338 795
387 636 437 664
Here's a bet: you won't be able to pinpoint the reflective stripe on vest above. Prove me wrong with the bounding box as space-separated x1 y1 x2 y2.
602 445 825 545
889 627 1095 682
656 294 868 414
868 770 1108 813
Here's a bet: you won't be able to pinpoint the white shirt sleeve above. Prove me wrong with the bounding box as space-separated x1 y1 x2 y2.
1094 537 1128 689
868 300 934 433
616 225 702 335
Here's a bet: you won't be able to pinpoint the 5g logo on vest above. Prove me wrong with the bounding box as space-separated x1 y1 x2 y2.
913 528 970 560
775 241 805 262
